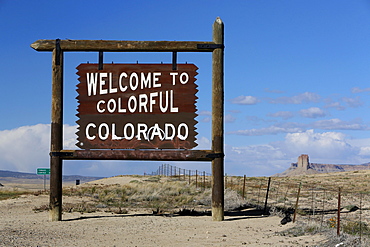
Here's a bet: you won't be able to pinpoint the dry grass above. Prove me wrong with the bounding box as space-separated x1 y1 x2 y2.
38 176 246 215
0 188 35 201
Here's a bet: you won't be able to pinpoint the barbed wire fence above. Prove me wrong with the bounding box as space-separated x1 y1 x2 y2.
147 164 212 189
148 164 370 242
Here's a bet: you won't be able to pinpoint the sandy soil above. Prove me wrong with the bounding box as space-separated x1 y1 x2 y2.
0 193 328 247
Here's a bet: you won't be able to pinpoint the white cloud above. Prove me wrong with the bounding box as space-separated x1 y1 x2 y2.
268 111 294 120
224 144 289 176
225 114 236 123
201 117 211 123
324 101 345 110
270 92 320 104
227 125 302 136
0 124 77 173
230 95 259 105
195 136 211 149
299 107 326 118
341 96 363 108
278 129 357 162
312 118 368 130
359 147 370 156
264 88 284 94
351 87 370 93
198 110 211 116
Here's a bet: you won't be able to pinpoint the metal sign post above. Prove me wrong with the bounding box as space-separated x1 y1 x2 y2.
31 17 225 221
37 168 50 191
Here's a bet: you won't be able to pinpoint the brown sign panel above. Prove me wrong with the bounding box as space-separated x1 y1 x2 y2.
76 64 198 149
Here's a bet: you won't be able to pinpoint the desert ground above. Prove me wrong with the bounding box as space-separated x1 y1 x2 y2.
1 173 368 246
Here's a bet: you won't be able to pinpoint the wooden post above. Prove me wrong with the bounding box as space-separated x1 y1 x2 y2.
49 40 63 221
337 187 341 236
211 17 224 221
242 175 246 199
203 171 206 190
293 182 302 223
263 177 271 215
196 170 198 188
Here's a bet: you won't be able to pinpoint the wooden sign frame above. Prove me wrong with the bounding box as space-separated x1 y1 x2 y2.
31 18 224 221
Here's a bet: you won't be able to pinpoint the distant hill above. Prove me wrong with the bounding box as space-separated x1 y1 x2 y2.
0 170 104 183
275 154 370 177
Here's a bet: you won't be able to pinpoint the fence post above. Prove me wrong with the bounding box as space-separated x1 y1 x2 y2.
195 170 198 188
337 187 341 236
263 177 271 215
293 182 302 223
320 189 326 230
360 193 363 244
203 171 206 190
242 175 246 199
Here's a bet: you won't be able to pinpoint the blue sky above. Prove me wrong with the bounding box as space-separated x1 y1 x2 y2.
1 0 370 177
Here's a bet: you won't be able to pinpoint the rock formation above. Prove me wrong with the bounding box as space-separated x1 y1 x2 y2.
275 154 370 177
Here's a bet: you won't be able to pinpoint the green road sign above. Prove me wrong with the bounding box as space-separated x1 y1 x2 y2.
37 168 50 175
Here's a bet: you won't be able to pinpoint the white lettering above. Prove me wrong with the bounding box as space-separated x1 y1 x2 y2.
140 72 151 89
170 72 178 85
149 123 164 140
86 123 96 140
84 122 190 142
117 97 126 113
153 72 161 88
136 123 148 140
164 123 175 140
119 72 128 92
128 95 137 113
98 123 109 140
170 90 178 112
180 72 189 84
149 92 158 112
86 73 98 96
107 98 116 113
99 73 108 95
108 73 117 93
159 91 169 113
112 123 123 140
138 94 148 113
130 73 139 91
98 123 109 141
97 100 105 113
177 123 188 140
123 123 134 140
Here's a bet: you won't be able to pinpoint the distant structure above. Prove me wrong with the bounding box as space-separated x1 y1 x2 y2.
297 154 309 169
275 154 370 177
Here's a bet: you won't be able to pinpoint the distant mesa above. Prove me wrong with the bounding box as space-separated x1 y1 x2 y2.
275 154 370 177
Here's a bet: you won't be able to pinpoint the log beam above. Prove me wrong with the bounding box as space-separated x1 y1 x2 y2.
31 40 220 52
51 149 217 161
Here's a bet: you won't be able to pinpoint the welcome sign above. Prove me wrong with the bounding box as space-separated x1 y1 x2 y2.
76 63 198 149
